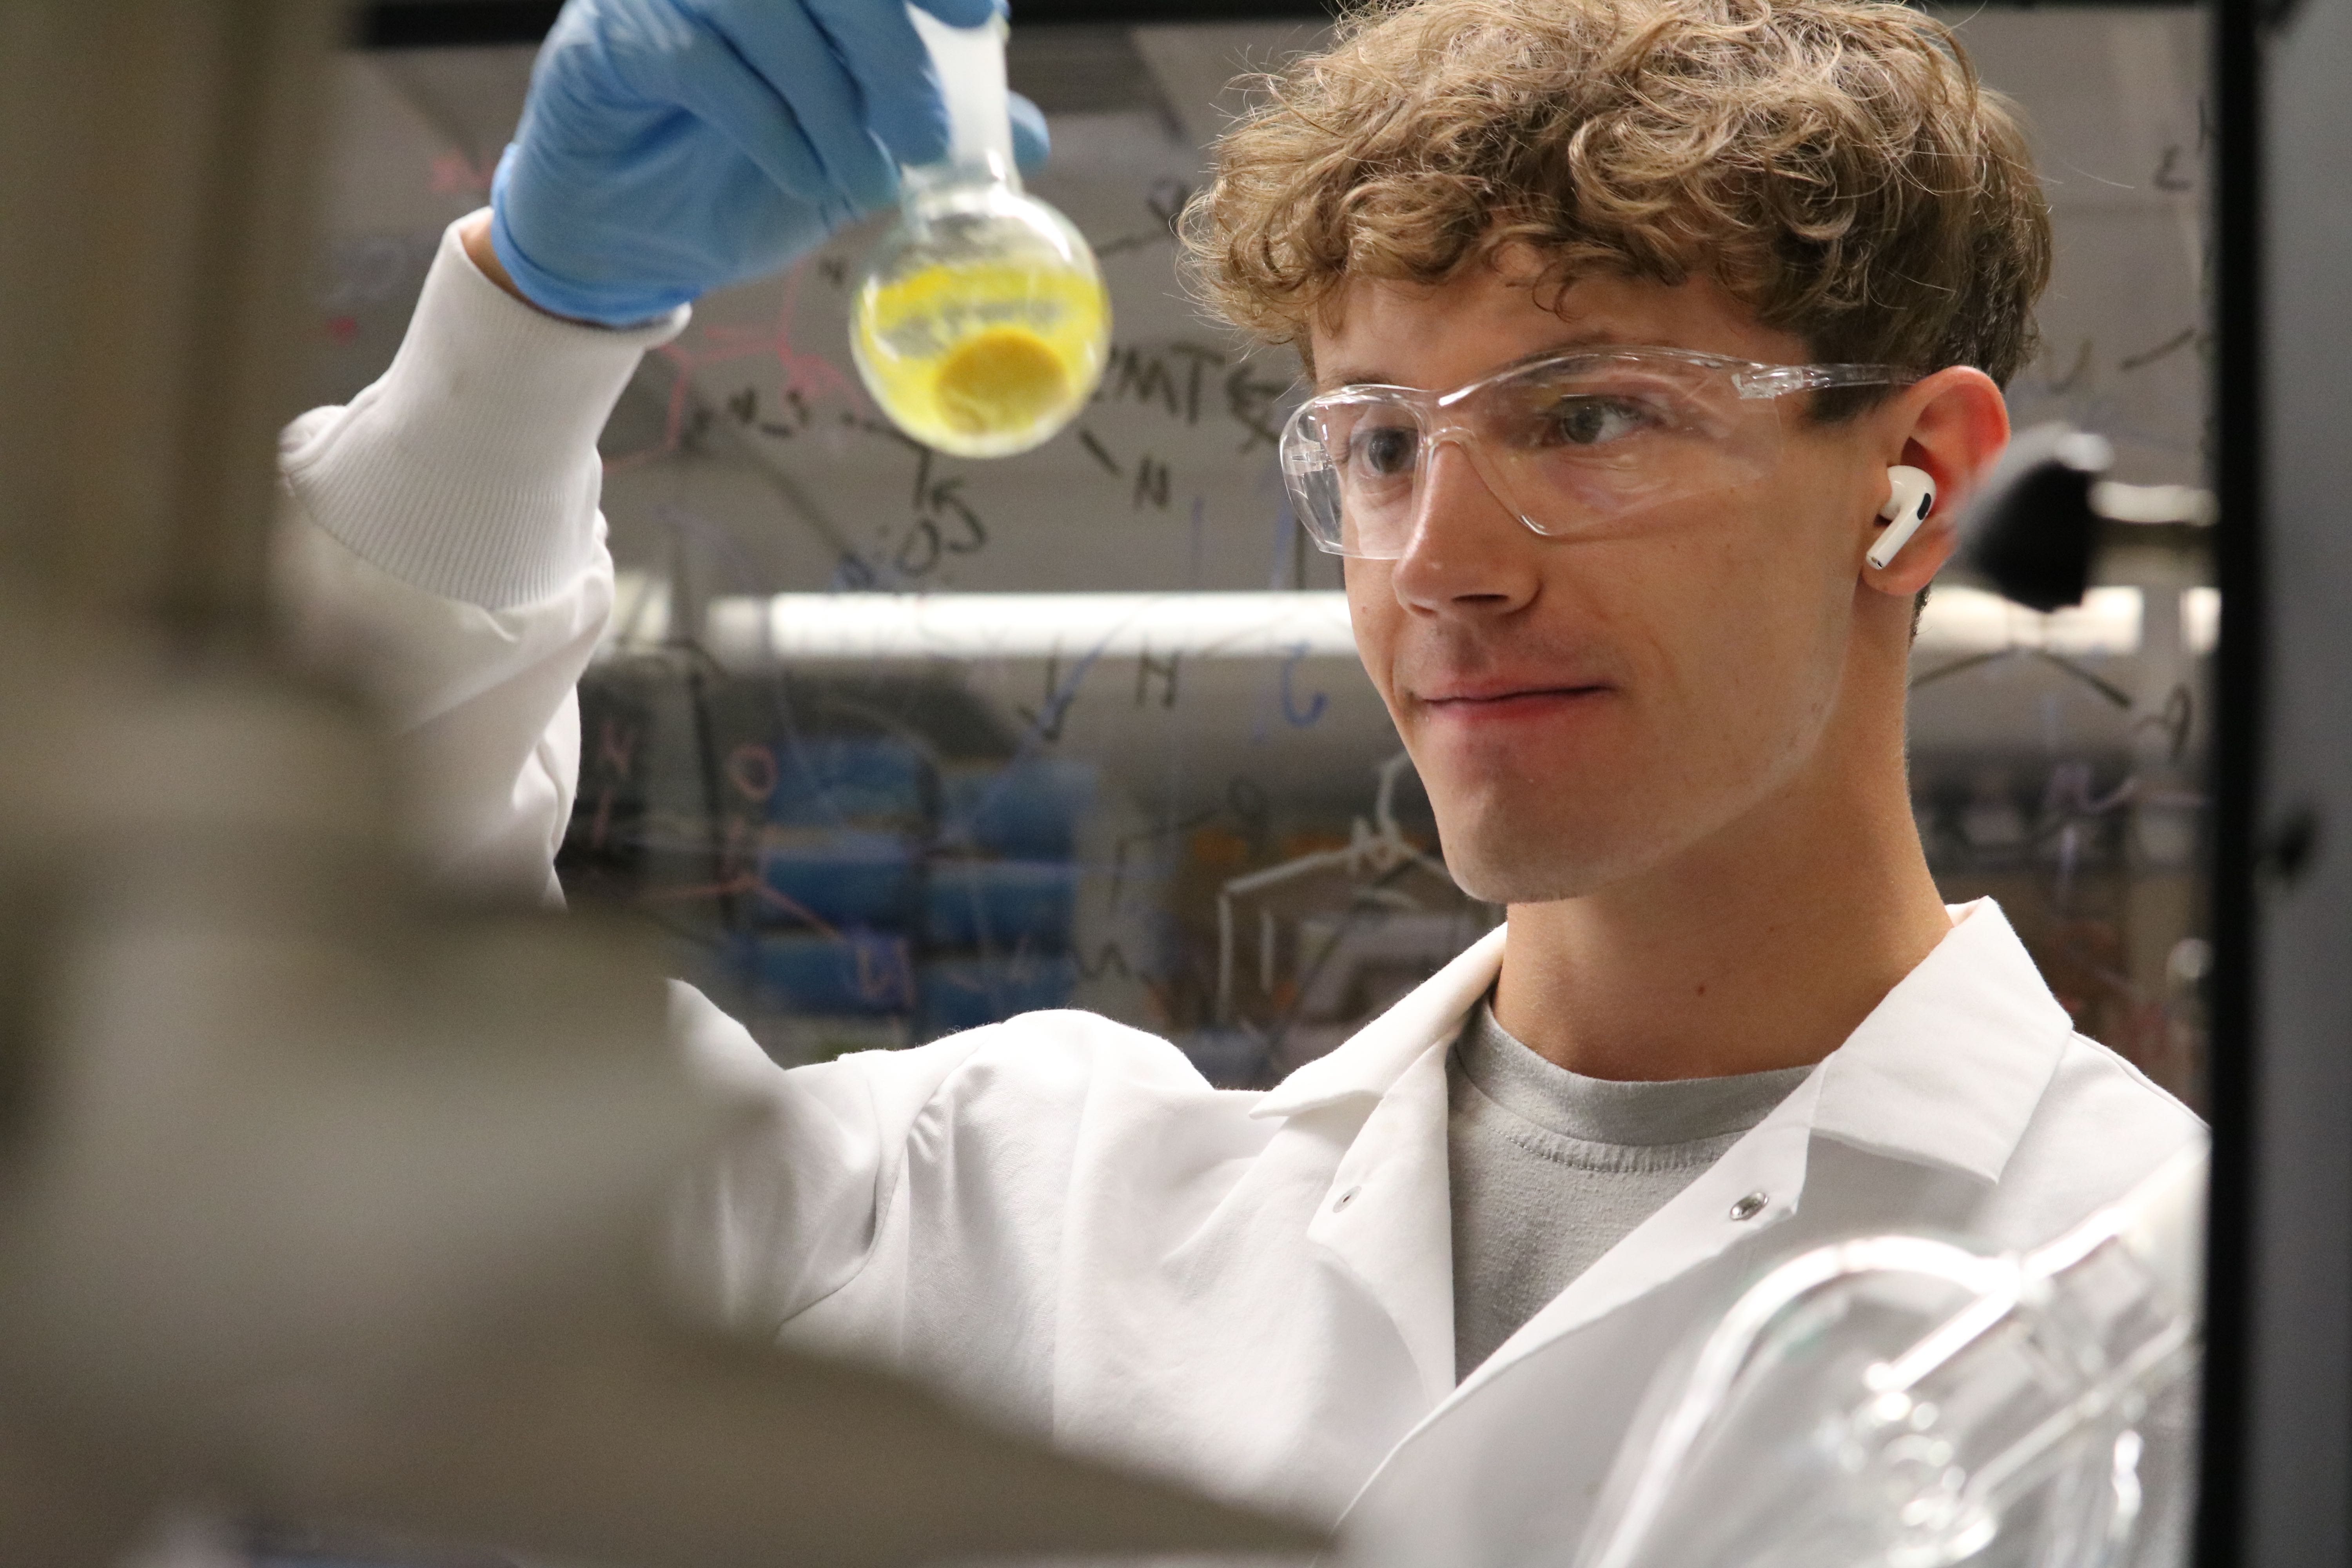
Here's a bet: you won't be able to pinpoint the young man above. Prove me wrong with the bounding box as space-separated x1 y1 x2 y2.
275 0 2203 1557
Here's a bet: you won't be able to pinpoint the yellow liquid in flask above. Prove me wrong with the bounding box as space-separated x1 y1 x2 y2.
852 259 1109 459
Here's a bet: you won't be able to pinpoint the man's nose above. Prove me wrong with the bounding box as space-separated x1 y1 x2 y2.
1388 437 1543 616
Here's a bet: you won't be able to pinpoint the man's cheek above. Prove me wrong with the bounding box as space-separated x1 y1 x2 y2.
1345 583 1401 702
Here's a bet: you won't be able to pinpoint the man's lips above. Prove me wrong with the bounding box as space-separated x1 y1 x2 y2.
1416 681 1615 710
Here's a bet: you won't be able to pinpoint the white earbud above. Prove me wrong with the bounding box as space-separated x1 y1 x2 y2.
1866 464 1938 570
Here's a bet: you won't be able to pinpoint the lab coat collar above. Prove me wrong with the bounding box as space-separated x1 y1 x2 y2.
1252 897 2073 1417
1254 898 2067 1187
1250 923 1509 1120
1408 898 2070 1405
1808 897 2073 1183
1256 926 1508 1403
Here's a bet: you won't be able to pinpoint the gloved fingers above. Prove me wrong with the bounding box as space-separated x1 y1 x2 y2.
696 0 900 211
636 20 842 208
799 0 962 168
1008 91 1049 173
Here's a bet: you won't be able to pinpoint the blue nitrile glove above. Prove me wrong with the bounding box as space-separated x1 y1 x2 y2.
491 0 1052 326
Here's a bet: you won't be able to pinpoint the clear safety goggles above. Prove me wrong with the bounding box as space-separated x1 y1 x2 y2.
1278 347 1919 559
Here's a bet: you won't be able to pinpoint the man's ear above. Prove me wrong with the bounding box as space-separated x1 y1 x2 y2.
1860 367 2011 597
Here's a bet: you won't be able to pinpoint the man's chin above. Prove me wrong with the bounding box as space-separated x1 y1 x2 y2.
1439 831 1621 907
1429 788 1706 905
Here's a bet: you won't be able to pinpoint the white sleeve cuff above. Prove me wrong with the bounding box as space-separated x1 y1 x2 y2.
277 213 688 610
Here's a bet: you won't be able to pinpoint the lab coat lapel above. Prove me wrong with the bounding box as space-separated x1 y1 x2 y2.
1305 1035 1457 1407
1454 1074 1819 1396
1261 925 1508 1408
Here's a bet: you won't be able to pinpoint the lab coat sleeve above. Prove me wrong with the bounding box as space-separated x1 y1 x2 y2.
270 214 686 902
662 989 1227 1445
662 980 1001 1338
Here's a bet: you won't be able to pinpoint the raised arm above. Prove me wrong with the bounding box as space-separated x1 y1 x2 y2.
267 0 1061 1348
272 0 1042 902
274 218 681 904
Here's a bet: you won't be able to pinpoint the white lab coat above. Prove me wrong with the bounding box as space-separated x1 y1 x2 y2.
274 223 2207 1564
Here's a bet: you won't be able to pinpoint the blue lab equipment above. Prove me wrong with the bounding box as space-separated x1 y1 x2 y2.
769 736 932 829
750 930 917 1016
925 859 1080 949
759 829 920 928
942 757 1096 858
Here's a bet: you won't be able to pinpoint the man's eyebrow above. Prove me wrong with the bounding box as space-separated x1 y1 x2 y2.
1499 331 1644 368
1315 333 1650 392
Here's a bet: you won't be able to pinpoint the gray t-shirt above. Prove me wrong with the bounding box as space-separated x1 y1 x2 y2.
1448 1002 1812 1379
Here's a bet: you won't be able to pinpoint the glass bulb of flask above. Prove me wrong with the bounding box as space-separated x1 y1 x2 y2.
850 8 1111 459
1575 1147 2207 1568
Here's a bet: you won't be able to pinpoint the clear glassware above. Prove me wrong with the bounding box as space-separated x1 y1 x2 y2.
1574 1147 2207 1568
849 6 1111 459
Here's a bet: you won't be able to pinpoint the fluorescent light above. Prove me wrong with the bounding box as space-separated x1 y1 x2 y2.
608 569 673 650
2184 587 2220 656
704 591 1358 665
2091 481 2218 526
620 582 2192 666
1915 585 2142 655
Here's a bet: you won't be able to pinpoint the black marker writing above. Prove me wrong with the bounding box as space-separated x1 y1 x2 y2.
1135 650 1181 709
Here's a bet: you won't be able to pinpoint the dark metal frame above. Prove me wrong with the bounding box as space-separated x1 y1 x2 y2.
353 0 2192 48
355 0 561 45
353 0 1339 47
2196 0 2260 1551
2200 0 2352 1549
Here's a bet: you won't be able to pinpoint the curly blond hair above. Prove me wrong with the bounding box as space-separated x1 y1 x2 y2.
1184 0 2052 391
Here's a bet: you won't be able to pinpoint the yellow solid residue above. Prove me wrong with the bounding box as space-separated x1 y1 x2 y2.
853 259 1109 457
935 328 1069 436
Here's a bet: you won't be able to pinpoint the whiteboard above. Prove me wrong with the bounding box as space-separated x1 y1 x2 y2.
315 11 2213 1093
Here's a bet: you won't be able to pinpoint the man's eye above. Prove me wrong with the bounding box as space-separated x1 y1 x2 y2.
1350 426 1421 477
1542 397 1657 447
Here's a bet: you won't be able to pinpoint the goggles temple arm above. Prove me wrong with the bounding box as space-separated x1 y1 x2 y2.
1733 364 1922 401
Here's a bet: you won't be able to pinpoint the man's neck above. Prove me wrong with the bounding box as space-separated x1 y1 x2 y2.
1490 719 1953 1084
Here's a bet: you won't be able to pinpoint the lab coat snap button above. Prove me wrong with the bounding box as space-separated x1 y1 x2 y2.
1334 1185 1362 1212
1728 1191 1768 1222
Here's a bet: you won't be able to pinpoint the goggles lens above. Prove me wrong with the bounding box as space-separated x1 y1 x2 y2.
1279 350 1909 559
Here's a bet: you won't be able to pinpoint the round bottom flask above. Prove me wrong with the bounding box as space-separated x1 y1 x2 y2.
849 7 1111 459
852 173 1109 459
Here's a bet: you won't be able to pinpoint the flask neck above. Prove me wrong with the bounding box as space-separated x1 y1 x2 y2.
901 156 1020 210
905 6 1018 200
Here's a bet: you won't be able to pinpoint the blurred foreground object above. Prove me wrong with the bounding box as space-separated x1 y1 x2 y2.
0 593 1315 1568
1575 1145 2206 1568
0 4 1314 1565
1959 424 2216 613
